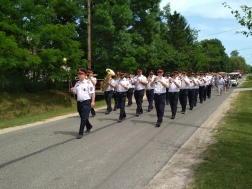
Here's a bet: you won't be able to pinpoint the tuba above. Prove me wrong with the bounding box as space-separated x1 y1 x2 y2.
100 68 115 92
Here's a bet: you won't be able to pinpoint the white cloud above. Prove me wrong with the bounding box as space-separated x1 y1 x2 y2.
160 0 250 19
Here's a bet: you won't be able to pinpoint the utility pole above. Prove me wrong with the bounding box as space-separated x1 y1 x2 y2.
88 0 91 69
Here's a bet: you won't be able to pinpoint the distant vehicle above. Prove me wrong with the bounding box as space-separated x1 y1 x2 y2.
234 69 243 78
218 72 226 77
228 72 239 86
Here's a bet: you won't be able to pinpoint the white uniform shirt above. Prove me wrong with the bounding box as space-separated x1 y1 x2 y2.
169 77 181 92
74 80 95 101
114 78 129 92
132 75 147 90
153 76 169 94
189 77 197 89
180 76 190 89
88 76 97 91
106 78 114 91
206 75 212 85
164 76 171 87
128 78 134 89
199 77 206 86
147 75 156 90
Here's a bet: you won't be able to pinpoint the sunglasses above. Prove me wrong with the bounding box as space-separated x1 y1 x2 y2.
200 74 203 75
149 73 154 75
119 74 124 76
182 73 186 74
157 71 163 73
137 71 141 73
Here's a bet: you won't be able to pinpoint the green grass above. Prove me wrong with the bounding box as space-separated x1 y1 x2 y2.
191 91 252 189
240 82 252 88
0 90 108 129
245 75 252 81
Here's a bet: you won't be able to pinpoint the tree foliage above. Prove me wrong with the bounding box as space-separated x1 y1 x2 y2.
0 1 251 92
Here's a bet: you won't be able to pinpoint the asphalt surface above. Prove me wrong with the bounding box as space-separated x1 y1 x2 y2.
0 87 236 189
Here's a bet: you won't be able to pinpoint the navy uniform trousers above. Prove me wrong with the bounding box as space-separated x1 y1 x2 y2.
117 92 127 119
188 89 195 108
90 96 96 115
77 100 92 135
207 84 212 98
179 89 188 112
203 86 207 101
166 88 170 104
105 90 113 112
127 88 134 106
113 91 118 109
194 88 199 106
199 86 205 103
146 89 154 110
154 93 166 123
169 92 179 117
134 89 145 114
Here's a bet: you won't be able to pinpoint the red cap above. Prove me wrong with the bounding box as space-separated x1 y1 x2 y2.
119 70 125 74
77 68 87 74
157 68 164 72
172 71 178 74
190 71 195 74
88 69 93 72
182 70 187 73
137 68 142 71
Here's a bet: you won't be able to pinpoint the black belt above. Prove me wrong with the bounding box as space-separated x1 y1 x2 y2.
155 93 165 95
118 92 127 94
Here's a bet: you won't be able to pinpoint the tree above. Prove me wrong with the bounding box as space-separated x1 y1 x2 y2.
230 50 239 57
223 3 252 37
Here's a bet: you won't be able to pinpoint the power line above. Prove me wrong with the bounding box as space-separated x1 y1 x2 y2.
226 46 252 53
198 27 245 38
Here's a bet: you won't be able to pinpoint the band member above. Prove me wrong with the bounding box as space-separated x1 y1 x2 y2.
146 70 155 112
127 72 134 107
71 69 95 139
113 70 129 122
206 71 213 99
112 73 119 111
194 73 200 106
169 71 181 119
132 68 147 116
203 72 207 101
150 68 169 127
87 69 97 117
164 72 171 105
179 70 190 114
188 72 198 110
103 75 114 114
199 72 207 103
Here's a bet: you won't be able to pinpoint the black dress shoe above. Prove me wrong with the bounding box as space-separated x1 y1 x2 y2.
76 135 83 139
190 107 193 110
113 108 117 111
147 109 150 112
171 116 175 119
204 99 206 101
136 113 139 117
155 122 161 127
90 114 96 117
194 104 197 106
166 102 169 105
127 104 131 107
182 111 185 114
85 126 93 133
118 119 122 123
105 111 110 114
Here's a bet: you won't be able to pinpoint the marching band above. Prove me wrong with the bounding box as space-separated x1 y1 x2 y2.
72 67 218 139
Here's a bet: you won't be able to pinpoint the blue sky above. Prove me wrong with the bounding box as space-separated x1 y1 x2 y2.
160 0 252 66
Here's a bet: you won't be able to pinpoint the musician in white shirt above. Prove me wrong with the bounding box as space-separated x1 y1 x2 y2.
113 70 129 123
132 68 147 117
179 70 190 114
150 68 169 127
146 70 155 112
169 71 181 119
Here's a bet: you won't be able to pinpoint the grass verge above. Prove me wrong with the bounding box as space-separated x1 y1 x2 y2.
0 90 108 129
191 91 252 188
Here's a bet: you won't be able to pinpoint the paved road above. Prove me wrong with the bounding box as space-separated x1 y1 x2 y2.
0 87 236 189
